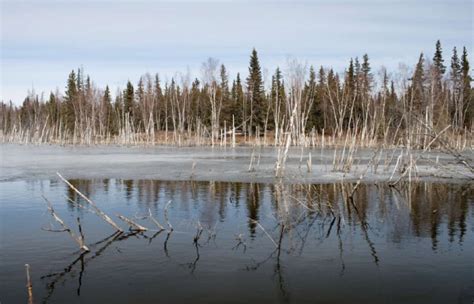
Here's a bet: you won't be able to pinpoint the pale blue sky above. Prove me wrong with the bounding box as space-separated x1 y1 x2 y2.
1 0 472 104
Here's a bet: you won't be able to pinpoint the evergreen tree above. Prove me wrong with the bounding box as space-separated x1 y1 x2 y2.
316 66 327 129
431 40 445 110
137 77 145 106
305 66 321 129
451 46 463 129
232 73 245 127
63 70 78 132
103 85 116 134
461 47 472 127
219 64 231 125
46 92 58 126
76 68 83 94
103 85 111 104
270 67 285 130
220 64 229 96
451 47 461 86
412 53 425 111
345 58 355 99
85 76 92 97
153 74 163 128
246 48 265 134
354 57 361 96
361 54 372 95
123 81 135 118
389 80 398 109
190 78 202 125
136 77 145 128
433 40 446 75
382 68 389 96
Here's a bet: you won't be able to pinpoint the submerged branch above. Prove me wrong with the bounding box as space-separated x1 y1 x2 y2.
56 172 123 232
42 195 90 252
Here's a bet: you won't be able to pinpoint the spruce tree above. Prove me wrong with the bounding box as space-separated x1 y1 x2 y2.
412 53 425 111
220 64 229 95
389 80 398 114
124 81 135 118
361 54 372 95
461 47 472 126
85 76 92 97
305 66 321 129
451 47 462 98
219 64 231 124
354 57 361 96
190 78 202 124
76 68 83 94
103 85 111 104
433 40 446 75
450 47 463 128
316 66 327 129
346 58 355 98
137 77 145 106
47 92 58 126
63 70 78 132
103 85 116 135
271 67 285 130
154 74 163 125
232 73 245 127
246 48 265 134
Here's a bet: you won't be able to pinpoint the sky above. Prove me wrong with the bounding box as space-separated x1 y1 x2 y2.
1 0 472 104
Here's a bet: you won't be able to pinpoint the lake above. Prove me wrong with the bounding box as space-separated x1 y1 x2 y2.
0 179 473 303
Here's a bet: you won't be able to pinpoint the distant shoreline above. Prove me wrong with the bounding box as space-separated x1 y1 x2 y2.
1 144 472 184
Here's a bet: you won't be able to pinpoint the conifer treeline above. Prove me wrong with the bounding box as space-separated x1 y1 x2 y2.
1 41 472 147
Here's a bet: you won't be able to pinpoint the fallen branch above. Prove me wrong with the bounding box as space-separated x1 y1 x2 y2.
56 172 123 232
116 214 148 231
42 195 90 252
147 208 165 230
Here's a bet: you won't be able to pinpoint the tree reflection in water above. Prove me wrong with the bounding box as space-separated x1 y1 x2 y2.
38 178 472 303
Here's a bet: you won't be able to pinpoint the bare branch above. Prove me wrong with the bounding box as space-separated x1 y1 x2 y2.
42 195 90 252
116 214 148 231
56 172 123 232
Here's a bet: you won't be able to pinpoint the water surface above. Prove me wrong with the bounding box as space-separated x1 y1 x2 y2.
0 179 473 303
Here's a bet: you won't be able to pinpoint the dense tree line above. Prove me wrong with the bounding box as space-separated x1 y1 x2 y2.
1 41 472 147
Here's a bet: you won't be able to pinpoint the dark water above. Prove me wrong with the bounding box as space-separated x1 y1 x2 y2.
0 179 473 304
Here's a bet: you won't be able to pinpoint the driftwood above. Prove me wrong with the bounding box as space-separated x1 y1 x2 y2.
116 214 148 231
56 172 123 232
42 195 90 252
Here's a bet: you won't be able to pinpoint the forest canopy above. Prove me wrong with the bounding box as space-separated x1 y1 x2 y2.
1 41 472 147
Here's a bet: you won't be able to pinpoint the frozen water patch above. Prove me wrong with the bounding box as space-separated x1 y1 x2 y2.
1 144 472 183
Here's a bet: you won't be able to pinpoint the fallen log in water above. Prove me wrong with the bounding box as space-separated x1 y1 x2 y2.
56 172 123 232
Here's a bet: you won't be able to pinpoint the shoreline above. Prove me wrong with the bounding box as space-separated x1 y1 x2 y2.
1 143 473 184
